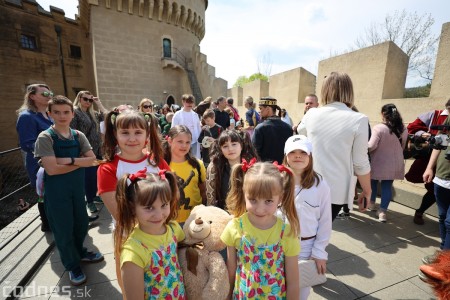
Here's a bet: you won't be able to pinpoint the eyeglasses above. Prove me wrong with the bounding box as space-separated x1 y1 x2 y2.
40 91 54 97
81 97 94 103
142 105 153 109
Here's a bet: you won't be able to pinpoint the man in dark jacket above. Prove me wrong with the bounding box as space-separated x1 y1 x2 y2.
252 97 292 164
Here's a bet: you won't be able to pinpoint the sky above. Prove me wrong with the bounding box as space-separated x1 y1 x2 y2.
36 0 449 88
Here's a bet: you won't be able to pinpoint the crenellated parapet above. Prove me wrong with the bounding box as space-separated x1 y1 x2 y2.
4 0 80 25
87 0 206 40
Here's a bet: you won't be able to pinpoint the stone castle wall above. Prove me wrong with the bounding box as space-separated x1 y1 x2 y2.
0 0 95 150
88 0 208 108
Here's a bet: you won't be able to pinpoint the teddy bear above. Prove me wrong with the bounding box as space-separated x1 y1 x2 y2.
178 205 232 300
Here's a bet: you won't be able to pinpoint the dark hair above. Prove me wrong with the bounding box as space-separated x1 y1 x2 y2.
162 125 201 180
181 94 195 103
445 99 450 109
381 104 405 138
202 109 215 120
114 171 179 258
215 96 226 105
48 95 73 112
227 97 234 105
102 110 162 165
209 130 243 207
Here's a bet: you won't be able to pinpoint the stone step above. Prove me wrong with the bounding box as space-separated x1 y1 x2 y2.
393 179 438 217
0 206 54 300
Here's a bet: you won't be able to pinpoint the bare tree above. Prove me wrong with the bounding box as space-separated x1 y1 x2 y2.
256 52 272 78
354 10 439 81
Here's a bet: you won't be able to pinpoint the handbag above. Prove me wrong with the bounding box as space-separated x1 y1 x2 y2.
299 259 327 288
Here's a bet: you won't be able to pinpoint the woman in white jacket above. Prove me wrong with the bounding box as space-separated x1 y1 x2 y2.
298 72 371 220
282 135 332 300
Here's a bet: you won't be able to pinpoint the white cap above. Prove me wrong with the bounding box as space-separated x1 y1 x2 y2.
284 135 312 155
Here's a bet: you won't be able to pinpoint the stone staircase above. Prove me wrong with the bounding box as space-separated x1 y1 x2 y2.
186 69 203 104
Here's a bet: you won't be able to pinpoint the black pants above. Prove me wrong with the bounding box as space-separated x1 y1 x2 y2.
331 204 344 221
417 182 436 214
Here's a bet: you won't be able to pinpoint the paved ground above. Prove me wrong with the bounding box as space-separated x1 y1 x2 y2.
14 200 440 300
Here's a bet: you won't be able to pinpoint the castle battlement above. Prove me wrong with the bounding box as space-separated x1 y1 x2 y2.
88 0 205 40
4 0 80 25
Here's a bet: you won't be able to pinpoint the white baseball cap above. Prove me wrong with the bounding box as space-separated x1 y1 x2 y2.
284 135 312 155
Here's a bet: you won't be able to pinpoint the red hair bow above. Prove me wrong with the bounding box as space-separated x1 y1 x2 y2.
128 168 147 183
158 169 167 180
273 161 293 176
241 157 257 172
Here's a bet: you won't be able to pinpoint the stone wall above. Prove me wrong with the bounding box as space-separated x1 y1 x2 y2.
317 41 408 106
430 22 450 101
0 0 95 151
89 0 201 108
316 23 449 125
268 67 316 125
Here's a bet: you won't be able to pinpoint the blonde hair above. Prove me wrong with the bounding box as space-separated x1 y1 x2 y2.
226 162 299 237
114 171 179 258
73 91 99 131
138 98 154 112
16 83 50 114
244 96 256 109
321 72 354 107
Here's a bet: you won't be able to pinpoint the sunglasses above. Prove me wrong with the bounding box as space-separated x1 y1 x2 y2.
40 91 54 97
142 105 153 109
81 97 94 103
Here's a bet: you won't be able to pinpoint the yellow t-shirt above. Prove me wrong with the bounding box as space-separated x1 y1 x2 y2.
120 221 185 268
221 213 300 257
169 159 206 222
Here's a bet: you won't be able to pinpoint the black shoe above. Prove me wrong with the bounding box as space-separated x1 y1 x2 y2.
41 223 51 232
88 215 99 222
336 212 350 220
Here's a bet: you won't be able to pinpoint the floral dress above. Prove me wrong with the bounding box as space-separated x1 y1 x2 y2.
133 227 186 300
234 218 286 299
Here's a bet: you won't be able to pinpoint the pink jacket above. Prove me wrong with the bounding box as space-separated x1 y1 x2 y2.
368 123 407 180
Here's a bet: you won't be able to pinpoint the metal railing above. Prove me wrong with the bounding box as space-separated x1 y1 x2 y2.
163 47 188 69
0 148 38 249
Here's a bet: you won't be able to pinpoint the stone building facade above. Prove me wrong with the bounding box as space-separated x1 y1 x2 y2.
0 0 227 151
1 0 95 150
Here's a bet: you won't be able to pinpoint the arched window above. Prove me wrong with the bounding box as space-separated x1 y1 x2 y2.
163 38 172 58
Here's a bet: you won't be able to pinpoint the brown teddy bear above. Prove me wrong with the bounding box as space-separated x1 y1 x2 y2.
178 205 232 300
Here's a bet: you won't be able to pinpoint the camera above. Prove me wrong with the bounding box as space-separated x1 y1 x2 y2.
429 125 450 160
429 134 449 149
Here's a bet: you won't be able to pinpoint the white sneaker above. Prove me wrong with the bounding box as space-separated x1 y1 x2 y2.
367 202 376 211
378 211 387 222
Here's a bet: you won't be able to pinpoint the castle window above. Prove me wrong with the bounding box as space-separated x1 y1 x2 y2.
70 45 82 59
20 34 37 50
163 38 172 58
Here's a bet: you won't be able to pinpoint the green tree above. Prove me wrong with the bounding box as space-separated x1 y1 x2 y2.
233 73 268 88
353 10 439 81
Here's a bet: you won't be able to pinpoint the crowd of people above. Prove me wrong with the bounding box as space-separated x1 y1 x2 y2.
14 73 450 299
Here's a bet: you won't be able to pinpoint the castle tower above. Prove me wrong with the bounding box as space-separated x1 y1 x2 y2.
85 0 211 107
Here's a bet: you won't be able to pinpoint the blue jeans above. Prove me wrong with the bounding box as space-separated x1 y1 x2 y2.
434 183 450 250
370 180 393 210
